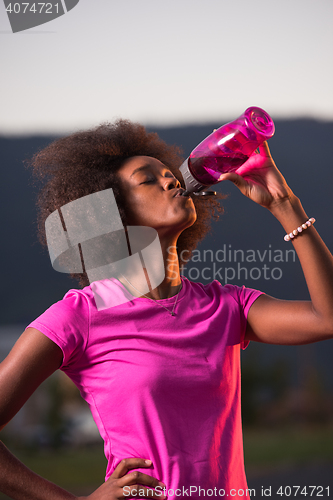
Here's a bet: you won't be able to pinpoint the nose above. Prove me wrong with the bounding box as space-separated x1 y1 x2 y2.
163 176 181 191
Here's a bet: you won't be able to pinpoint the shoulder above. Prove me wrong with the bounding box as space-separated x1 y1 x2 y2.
61 285 94 313
32 285 92 326
181 277 235 304
182 276 245 297
26 285 94 369
182 277 263 312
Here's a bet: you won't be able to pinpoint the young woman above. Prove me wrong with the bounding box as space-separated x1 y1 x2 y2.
1 120 333 500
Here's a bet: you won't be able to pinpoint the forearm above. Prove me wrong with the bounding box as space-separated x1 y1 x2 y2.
270 193 333 326
0 440 77 500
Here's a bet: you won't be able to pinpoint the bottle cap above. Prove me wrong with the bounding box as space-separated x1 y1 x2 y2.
246 107 275 138
179 158 208 194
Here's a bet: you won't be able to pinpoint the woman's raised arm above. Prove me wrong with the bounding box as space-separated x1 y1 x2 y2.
218 142 333 345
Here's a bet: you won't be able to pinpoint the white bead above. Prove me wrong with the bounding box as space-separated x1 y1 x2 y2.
284 217 315 242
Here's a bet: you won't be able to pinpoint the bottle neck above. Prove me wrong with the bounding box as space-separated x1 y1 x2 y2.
179 158 209 193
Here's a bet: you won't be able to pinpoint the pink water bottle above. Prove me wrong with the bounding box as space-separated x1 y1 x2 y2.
180 107 275 196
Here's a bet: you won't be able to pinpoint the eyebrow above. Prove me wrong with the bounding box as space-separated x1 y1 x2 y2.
130 164 174 179
130 165 153 178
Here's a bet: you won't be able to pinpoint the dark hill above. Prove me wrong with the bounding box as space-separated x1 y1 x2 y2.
1 119 333 324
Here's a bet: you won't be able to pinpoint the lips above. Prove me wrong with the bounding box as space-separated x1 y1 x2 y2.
174 188 189 197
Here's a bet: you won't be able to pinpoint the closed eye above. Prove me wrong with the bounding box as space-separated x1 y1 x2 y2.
140 179 155 184
140 172 177 185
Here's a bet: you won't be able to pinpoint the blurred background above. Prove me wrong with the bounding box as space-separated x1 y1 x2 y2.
1 0 333 498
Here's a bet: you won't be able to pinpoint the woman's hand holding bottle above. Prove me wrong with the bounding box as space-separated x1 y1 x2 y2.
218 141 295 211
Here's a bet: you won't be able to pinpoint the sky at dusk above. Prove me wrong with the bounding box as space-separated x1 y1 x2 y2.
1 0 332 135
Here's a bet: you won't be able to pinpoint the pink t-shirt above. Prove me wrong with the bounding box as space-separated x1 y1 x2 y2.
27 277 263 499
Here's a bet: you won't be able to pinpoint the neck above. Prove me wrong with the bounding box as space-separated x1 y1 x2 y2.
119 233 182 300
144 242 181 299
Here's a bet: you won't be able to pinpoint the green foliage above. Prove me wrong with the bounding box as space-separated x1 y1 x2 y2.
243 426 333 465
241 353 290 426
0 446 107 499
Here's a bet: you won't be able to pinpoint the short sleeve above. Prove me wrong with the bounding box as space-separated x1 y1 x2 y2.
222 283 265 349
26 289 90 370
236 285 265 319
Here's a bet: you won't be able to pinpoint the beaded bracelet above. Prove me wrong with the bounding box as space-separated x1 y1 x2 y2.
284 218 316 241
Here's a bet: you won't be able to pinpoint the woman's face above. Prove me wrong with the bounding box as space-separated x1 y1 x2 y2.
117 156 197 236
